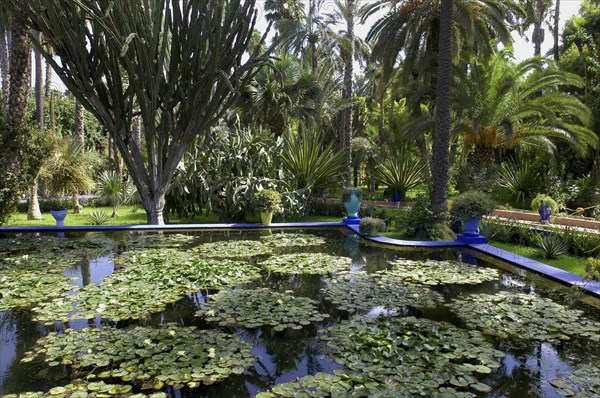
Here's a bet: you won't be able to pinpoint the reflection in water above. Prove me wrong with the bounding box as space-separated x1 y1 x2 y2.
0 229 598 397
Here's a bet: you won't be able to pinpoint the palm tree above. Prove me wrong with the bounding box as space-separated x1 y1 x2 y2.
97 170 136 218
0 20 8 117
453 52 598 168
44 138 99 213
362 0 521 85
518 0 553 56
430 0 454 216
242 55 321 138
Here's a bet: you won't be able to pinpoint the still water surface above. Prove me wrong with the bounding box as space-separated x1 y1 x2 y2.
0 229 598 397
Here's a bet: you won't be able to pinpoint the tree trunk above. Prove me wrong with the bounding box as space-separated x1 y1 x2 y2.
340 0 355 186
368 154 376 193
72 191 82 214
430 0 454 217
132 116 142 149
532 0 545 56
27 178 42 220
552 0 560 61
34 31 44 128
0 18 31 224
141 192 165 225
45 59 52 98
6 19 30 127
74 99 85 148
0 30 9 118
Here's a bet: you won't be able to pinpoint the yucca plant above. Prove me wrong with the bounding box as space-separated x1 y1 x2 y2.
281 131 346 193
497 160 541 205
534 234 568 259
375 154 427 200
88 210 109 226
97 171 136 218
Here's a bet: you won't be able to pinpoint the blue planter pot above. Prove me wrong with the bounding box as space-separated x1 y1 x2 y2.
462 218 481 237
50 210 68 227
343 192 361 225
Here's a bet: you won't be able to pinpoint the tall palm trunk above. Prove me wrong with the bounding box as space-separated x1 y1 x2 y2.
71 99 85 214
340 0 355 186
0 18 31 223
0 30 9 117
552 0 560 61
27 31 44 220
430 0 453 217
532 0 545 56
44 59 52 98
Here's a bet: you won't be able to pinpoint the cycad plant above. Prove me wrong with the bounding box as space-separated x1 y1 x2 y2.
281 131 346 194
97 170 136 218
375 153 427 200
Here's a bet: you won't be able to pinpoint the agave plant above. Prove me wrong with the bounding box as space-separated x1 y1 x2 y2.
281 131 346 193
497 159 541 204
374 153 427 200
534 234 568 259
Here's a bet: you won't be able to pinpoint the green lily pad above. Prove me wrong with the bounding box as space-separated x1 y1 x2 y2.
3 379 141 397
33 249 261 323
22 325 254 389
259 253 351 275
259 233 327 249
386 258 500 285
194 240 273 259
319 316 504 396
197 288 328 330
449 292 600 343
322 270 445 313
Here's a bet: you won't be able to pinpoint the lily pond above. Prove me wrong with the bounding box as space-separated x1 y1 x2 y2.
0 228 599 398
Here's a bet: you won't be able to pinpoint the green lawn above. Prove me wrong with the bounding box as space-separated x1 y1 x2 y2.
4 207 340 227
490 241 588 277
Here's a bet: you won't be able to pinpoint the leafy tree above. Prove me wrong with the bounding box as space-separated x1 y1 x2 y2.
8 0 270 224
97 170 136 218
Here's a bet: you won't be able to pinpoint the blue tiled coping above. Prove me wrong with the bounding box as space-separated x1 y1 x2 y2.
349 225 600 299
1 221 598 299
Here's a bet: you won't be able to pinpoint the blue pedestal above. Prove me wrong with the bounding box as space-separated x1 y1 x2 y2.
343 215 361 225
456 234 487 244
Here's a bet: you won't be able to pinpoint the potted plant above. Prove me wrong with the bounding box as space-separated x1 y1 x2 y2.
342 187 362 225
359 217 387 236
255 189 282 225
450 190 496 236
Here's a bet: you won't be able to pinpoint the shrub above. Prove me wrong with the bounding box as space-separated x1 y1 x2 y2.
88 210 109 225
585 256 600 282
534 234 568 259
449 190 496 222
479 217 514 243
374 154 427 200
531 194 559 214
255 189 282 213
391 196 450 240
359 217 387 236
309 200 345 217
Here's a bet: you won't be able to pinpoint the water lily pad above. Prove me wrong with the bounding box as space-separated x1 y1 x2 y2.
319 316 504 396
197 288 328 330
2 379 140 397
194 240 273 259
322 270 445 313
386 258 500 285
22 325 254 388
259 233 327 250
449 292 600 343
118 233 198 251
547 364 600 397
259 253 351 275
33 249 261 323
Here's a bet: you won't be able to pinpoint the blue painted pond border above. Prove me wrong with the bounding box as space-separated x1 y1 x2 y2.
1 221 598 299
